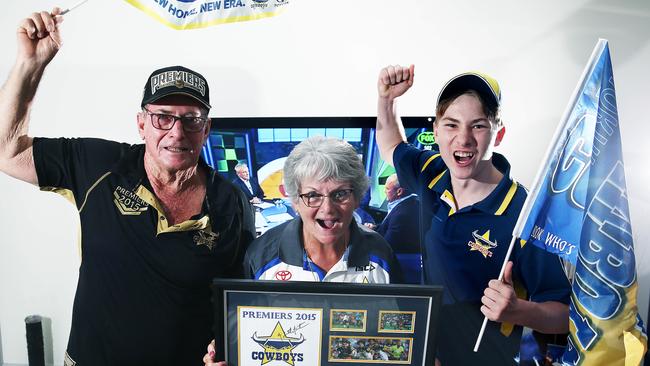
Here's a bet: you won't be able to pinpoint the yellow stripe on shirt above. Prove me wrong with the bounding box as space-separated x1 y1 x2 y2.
494 181 518 215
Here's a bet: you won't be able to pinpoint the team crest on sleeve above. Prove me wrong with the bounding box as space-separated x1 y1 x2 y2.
239 306 322 365
113 186 149 215
467 230 498 258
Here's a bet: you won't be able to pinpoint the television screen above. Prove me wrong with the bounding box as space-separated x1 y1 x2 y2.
202 116 434 218
203 116 433 282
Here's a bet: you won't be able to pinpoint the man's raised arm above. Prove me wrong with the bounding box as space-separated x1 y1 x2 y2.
0 7 64 185
376 64 414 167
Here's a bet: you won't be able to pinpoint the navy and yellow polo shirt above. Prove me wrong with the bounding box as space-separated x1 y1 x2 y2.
393 142 570 365
33 137 255 366
244 217 398 283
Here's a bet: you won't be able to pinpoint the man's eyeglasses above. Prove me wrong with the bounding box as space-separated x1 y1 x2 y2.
299 189 355 208
142 107 208 133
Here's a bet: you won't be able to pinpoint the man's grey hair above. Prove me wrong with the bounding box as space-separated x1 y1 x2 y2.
283 136 369 201
234 162 248 173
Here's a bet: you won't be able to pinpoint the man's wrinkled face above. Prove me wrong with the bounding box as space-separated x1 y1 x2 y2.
137 95 210 173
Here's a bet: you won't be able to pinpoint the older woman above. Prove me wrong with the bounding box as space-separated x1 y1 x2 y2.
245 135 398 283
203 136 400 365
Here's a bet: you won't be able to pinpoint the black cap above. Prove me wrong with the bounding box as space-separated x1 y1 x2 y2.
141 66 211 109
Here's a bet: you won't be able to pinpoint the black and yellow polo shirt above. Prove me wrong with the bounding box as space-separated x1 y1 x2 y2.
33 137 255 366
393 142 570 365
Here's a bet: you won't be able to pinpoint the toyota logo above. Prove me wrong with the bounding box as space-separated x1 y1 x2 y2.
275 270 292 281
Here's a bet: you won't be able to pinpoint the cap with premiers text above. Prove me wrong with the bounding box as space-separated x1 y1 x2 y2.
141 66 211 109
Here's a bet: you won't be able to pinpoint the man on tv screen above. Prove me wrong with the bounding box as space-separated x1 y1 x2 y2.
367 173 421 255
233 162 265 203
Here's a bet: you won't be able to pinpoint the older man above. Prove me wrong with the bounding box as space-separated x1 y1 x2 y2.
0 8 254 366
367 173 421 254
232 162 265 204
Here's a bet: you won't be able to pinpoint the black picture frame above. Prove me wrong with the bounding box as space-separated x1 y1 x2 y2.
212 279 443 366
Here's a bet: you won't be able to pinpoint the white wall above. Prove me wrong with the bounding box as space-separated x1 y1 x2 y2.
1 0 648 364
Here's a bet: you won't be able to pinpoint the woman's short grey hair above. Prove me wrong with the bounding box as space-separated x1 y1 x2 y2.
283 136 369 201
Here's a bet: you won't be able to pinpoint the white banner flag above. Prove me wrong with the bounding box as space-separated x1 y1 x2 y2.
124 0 289 30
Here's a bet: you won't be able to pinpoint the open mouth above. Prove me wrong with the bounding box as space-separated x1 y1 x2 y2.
164 146 190 153
316 219 339 229
453 151 475 164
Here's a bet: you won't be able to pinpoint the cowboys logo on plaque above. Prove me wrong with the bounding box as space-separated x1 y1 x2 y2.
238 306 323 365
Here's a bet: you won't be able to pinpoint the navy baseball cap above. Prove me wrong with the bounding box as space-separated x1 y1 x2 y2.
141 65 211 109
437 71 501 110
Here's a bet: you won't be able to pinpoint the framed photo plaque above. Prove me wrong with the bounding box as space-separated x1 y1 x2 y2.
212 279 443 366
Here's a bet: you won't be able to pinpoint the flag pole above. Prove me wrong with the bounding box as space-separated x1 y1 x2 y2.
472 39 609 353
60 0 90 15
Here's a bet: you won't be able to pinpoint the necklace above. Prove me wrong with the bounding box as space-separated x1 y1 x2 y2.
304 243 349 283
304 251 321 282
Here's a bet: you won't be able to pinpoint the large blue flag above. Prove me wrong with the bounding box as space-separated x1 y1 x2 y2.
515 39 647 365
